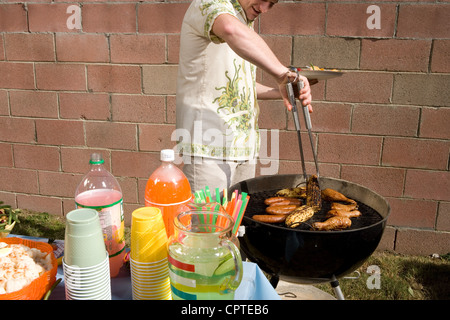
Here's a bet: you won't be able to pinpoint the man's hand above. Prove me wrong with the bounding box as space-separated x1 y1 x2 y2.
279 71 313 112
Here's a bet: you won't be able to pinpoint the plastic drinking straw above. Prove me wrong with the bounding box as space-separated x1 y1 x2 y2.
205 186 212 202
215 187 221 204
222 188 228 208
233 194 249 235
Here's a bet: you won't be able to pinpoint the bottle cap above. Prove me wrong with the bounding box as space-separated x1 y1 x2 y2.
89 153 104 165
160 149 174 162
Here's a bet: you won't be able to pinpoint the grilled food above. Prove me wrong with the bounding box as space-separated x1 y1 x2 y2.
312 216 351 231
275 187 306 198
265 204 298 215
321 188 356 204
285 205 315 228
327 209 361 218
264 197 302 206
331 202 358 212
252 214 287 224
306 175 321 212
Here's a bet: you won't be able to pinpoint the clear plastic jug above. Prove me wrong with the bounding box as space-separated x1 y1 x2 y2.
167 209 243 300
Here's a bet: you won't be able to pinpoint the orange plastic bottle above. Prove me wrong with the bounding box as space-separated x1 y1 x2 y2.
145 149 192 238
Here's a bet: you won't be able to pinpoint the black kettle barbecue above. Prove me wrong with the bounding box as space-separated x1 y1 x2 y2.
231 174 390 300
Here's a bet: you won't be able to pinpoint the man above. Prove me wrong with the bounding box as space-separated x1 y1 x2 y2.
176 0 312 192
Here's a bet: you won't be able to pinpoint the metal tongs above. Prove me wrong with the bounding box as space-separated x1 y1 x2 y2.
286 67 320 185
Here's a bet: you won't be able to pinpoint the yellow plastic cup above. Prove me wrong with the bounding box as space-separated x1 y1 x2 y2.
131 207 168 262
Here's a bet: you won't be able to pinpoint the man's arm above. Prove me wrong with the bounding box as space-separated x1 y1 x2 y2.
211 13 312 111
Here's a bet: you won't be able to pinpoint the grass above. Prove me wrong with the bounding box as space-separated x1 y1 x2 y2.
6 208 450 300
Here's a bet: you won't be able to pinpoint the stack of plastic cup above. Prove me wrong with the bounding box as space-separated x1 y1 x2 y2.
130 207 172 300
63 208 111 300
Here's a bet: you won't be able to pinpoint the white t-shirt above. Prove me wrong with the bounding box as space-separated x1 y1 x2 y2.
176 0 260 161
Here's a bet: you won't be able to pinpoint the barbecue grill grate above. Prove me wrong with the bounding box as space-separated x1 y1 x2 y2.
244 189 383 231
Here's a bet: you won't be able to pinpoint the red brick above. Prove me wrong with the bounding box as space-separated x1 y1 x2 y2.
0 167 38 194
257 100 286 130
295 102 352 133
28 3 77 32
167 95 176 124
38 171 82 197
377 227 395 252
59 92 111 120
279 130 314 161
260 3 325 35
0 117 36 143
319 134 382 165
420 107 450 140
35 119 85 146
111 150 160 179
405 170 450 201
262 35 292 67
395 229 450 255
352 104 420 137
16 194 63 217
10 90 58 118
139 124 176 152
35 63 86 91
397 4 450 38
326 72 393 104
83 3 136 33
293 37 360 70
13 144 60 171
0 4 28 32
87 65 142 94
327 4 396 37
361 39 431 72
0 90 8 115
111 94 165 123
85 122 137 150
167 35 180 64
0 143 13 167
431 40 450 73
0 35 4 60
138 3 189 34
382 137 449 170
56 34 109 63
341 165 406 198
142 65 177 94
0 62 35 89
388 197 437 229
110 34 165 64
4 33 55 62
393 74 449 107
61 148 111 174
0 192 17 209
437 202 450 232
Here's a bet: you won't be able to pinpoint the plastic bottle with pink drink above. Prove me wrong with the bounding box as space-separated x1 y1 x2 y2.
74 153 126 277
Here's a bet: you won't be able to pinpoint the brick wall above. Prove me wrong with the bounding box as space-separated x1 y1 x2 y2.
0 0 449 255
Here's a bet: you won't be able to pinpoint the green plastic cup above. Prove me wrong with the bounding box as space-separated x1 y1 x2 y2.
64 208 107 268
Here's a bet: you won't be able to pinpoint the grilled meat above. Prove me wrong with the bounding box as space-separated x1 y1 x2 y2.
253 214 287 224
321 188 356 204
264 197 302 206
331 202 358 212
265 204 298 215
327 209 361 218
285 205 315 228
312 216 352 231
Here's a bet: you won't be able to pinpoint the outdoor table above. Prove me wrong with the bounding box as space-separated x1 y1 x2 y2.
6 235 280 300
